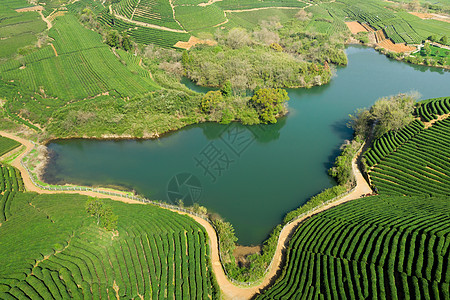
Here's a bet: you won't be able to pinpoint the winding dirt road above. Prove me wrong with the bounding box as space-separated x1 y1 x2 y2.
0 131 371 299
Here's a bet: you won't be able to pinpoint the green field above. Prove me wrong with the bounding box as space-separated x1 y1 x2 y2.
0 8 46 59
0 136 20 157
175 5 227 31
397 12 450 44
257 195 450 299
224 8 299 31
0 164 219 299
0 13 161 127
112 0 182 30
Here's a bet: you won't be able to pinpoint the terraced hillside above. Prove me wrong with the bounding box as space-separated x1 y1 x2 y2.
365 97 450 196
257 195 450 299
0 163 219 299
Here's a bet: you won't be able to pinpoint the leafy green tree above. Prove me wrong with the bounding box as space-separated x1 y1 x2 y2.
181 51 191 65
105 30 120 48
101 205 118 231
370 93 417 138
440 35 448 45
85 198 118 231
201 90 223 113
220 81 232 97
424 42 431 56
85 198 105 225
348 108 372 139
121 35 132 51
250 88 289 124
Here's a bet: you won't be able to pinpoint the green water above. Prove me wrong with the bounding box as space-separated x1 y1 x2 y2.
44 46 450 245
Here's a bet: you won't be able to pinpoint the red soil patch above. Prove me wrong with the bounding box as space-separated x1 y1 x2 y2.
377 39 416 53
174 36 217 50
345 21 368 34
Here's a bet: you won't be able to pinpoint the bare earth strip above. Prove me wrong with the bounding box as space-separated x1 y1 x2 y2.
0 131 372 299
409 12 450 23
378 39 416 53
224 7 303 13
174 36 217 50
15 6 44 12
50 43 58 56
345 21 368 34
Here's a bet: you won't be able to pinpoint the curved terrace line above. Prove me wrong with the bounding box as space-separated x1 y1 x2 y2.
0 130 372 299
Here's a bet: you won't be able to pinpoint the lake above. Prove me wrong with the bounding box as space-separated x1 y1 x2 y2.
43 46 450 245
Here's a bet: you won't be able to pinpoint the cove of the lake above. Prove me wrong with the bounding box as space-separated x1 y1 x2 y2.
43 45 450 245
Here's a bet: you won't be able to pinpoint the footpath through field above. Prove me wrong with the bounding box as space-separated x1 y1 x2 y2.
0 131 371 299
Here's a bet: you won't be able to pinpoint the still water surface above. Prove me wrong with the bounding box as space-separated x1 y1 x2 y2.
44 46 450 245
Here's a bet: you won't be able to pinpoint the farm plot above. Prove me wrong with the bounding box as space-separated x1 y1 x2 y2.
0 7 46 58
175 5 227 31
98 12 190 48
370 118 450 196
0 181 218 299
0 164 24 223
0 14 159 102
364 97 450 196
112 0 182 30
0 136 20 157
257 195 450 299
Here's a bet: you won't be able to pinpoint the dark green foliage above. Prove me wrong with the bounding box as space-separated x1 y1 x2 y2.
105 30 120 48
257 195 450 299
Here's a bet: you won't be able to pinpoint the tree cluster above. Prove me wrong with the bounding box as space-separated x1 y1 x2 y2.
250 88 289 124
348 92 418 139
105 30 133 51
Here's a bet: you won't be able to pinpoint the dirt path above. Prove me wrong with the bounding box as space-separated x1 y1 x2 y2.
113 12 187 33
224 6 304 13
198 0 223 7
38 11 53 30
50 43 58 56
1 131 371 299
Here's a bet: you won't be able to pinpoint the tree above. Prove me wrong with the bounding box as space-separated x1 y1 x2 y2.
250 88 289 124
370 92 418 138
105 30 120 48
226 28 252 49
348 108 372 138
423 42 431 56
440 35 448 45
85 198 104 225
220 80 232 97
201 90 223 113
121 35 132 51
85 198 118 231
101 205 118 231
